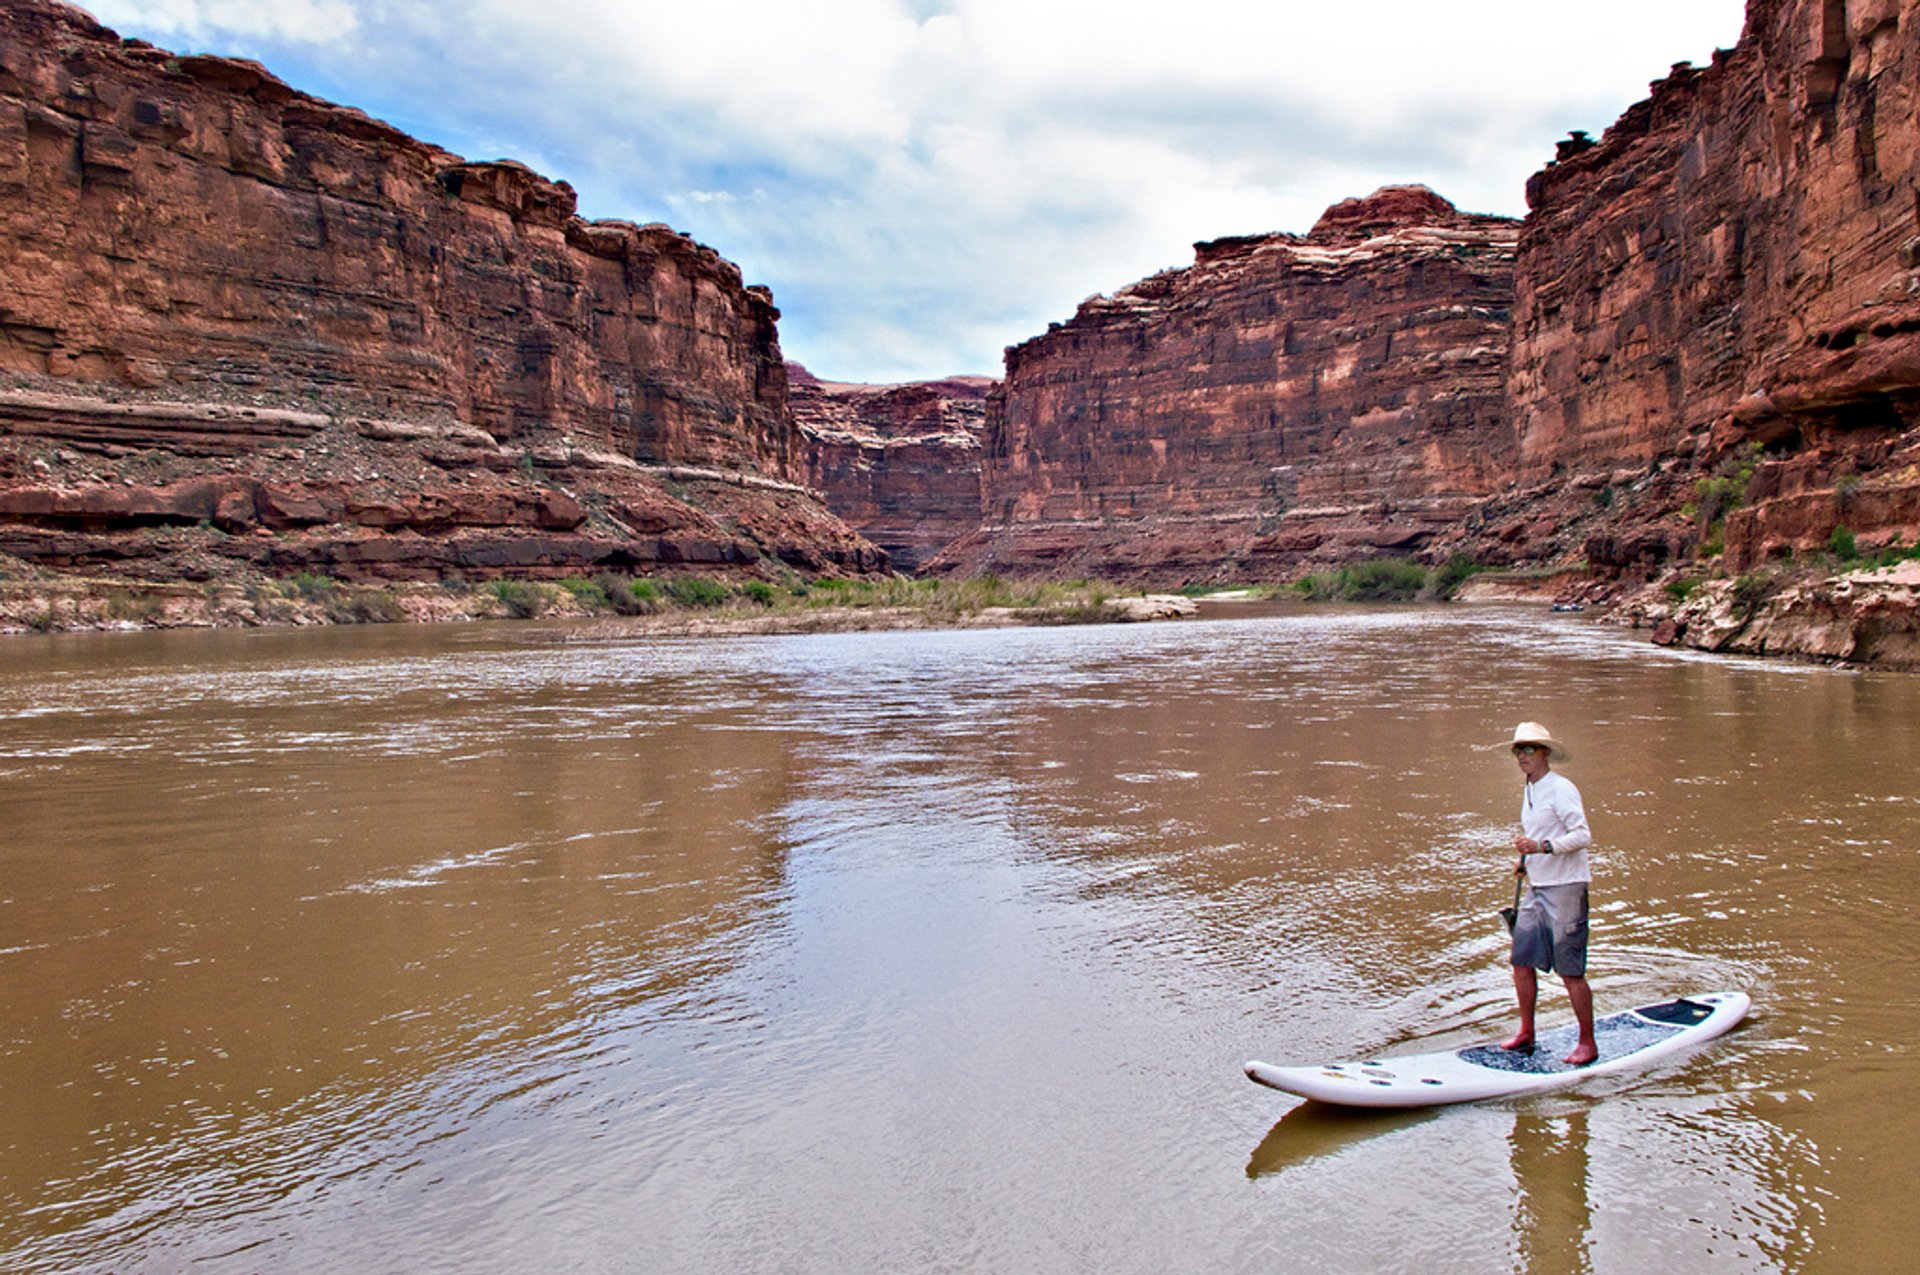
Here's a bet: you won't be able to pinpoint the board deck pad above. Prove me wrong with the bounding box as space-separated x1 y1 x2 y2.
1245 992 1749 1108
1457 1008 1694 1074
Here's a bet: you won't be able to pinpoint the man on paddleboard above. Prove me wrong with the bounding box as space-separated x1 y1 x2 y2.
1503 722 1598 1066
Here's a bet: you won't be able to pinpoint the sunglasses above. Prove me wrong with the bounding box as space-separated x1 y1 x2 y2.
1513 744 1544 755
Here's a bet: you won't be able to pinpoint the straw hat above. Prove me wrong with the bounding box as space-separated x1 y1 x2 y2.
1508 721 1570 762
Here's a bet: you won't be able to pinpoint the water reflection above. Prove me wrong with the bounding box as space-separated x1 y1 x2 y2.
1 609 1917 1271
1246 1103 1440 1177
1510 1107 1594 1275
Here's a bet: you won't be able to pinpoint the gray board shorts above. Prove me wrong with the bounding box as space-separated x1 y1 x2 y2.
1511 882 1589 977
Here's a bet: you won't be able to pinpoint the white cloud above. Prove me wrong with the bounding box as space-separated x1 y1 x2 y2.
85 0 1750 382
90 0 359 44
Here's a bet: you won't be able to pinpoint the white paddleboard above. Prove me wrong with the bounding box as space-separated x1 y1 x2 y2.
1245 991 1749 1108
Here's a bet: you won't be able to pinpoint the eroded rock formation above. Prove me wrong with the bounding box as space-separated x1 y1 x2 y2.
1514 0 1920 576
789 365 990 572
1635 559 1920 668
0 0 882 586
931 186 1519 583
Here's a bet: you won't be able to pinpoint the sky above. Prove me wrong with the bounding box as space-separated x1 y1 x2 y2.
88 1 1749 384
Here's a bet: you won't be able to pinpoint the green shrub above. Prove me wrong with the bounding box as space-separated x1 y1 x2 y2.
596 575 662 615
1291 559 1428 602
1693 476 1740 525
1829 525 1858 561
488 580 547 618
1871 536 1920 569
1430 554 1486 600
740 581 777 607
1340 558 1429 601
558 576 610 610
324 589 407 624
969 575 1015 608
1689 444 1764 541
288 571 336 600
665 577 731 608
1664 577 1700 603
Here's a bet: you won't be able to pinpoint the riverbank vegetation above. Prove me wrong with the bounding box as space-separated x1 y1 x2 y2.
1290 554 1487 602
0 555 1181 634
495 571 1140 625
1 551 1565 636
4 546 1535 635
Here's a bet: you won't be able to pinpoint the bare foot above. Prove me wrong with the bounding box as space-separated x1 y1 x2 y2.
1562 1043 1598 1066
1500 1033 1535 1051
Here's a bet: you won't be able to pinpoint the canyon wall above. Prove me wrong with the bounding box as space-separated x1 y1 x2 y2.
789 365 990 572
1512 0 1919 575
941 0 1918 625
0 0 882 586
932 187 1519 583
7 0 1917 655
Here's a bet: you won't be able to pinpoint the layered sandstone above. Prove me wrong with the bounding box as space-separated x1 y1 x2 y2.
0 0 882 586
1514 0 1920 577
789 365 990 571
931 187 1518 583
1636 559 1920 668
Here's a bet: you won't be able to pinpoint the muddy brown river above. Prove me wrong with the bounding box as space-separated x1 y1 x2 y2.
3 605 1917 1272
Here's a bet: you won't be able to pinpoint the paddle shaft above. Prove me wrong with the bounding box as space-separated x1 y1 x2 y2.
1499 851 1534 933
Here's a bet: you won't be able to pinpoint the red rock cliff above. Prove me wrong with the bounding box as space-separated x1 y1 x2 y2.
933 187 1518 582
789 364 990 572
1513 0 1920 572
0 0 881 584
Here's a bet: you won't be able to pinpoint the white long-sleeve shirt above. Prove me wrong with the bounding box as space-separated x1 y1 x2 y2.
1520 769 1591 886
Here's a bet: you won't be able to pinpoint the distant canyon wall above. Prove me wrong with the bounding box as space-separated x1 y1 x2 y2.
933 187 1519 581
789 365 989 572
0 0 881 584
941 0 1919 590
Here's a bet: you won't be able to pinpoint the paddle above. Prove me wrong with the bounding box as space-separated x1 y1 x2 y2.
1498 853 1530 933
1499 871 1522 933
